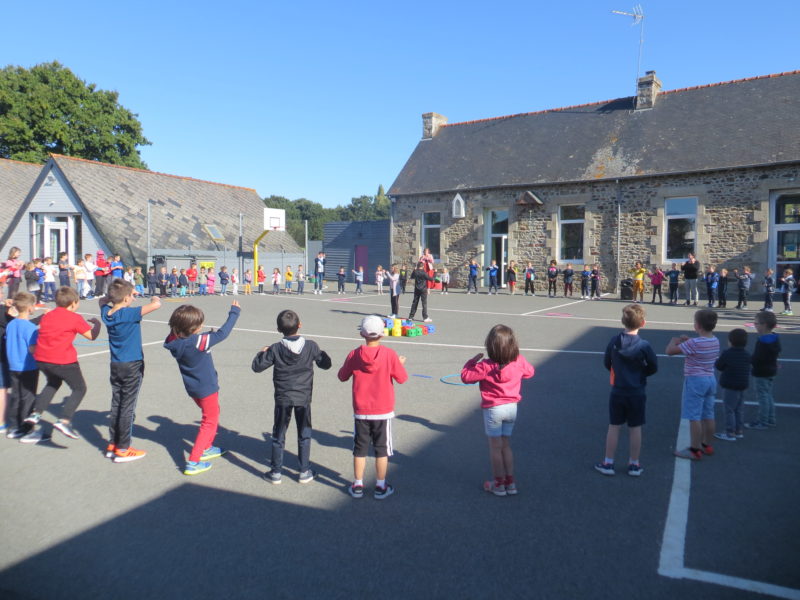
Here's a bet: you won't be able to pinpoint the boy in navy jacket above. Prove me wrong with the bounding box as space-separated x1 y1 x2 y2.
165 300 240 475
595 304 658 477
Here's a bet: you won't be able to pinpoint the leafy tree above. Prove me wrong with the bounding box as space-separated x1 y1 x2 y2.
0 61 150 167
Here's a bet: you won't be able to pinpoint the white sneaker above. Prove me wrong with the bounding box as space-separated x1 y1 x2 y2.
423 318 432 323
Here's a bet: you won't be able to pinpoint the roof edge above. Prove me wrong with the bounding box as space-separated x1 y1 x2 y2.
441 70 800 129
50 154 258 193
0 157 44 167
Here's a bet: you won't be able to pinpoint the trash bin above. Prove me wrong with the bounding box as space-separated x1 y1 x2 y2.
620 278 634 301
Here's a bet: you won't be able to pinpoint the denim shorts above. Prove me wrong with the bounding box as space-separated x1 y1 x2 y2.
681 376 716 420
483 403 517 437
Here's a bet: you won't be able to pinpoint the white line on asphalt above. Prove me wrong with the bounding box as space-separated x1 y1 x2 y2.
77 339 163 359
522 298 589 315
658 420 800 599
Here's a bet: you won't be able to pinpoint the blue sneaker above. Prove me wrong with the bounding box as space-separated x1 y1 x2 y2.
594 462 615 476
183 460 212 475
201 446 225 460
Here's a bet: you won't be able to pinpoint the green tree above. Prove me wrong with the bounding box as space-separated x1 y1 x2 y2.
0 61 150 167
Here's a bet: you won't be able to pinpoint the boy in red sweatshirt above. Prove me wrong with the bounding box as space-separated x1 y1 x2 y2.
338 315 407 500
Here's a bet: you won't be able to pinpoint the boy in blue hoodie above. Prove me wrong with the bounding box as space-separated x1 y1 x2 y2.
595 304 658 477
745 311 781 430
164 300 240 475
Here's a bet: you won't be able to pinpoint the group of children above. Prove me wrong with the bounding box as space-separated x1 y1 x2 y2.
627 260 796 314
462 258 604 298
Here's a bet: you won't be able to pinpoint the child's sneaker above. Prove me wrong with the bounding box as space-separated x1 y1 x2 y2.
744 421 769 430
113 447 146 463
627 463 643 477
505 482 518 495
24 412 41 425
674 447 702 460
348 483 364 499
53 421 80 439
701 443 714 456
262 470 282 485
6 423 32 439
105 443 117 458
19 426 47 444
483 480 507 496
713 433 736 442
735 431 744 439
298 470 316 484
374 484 395 500
200 446 225 460
594 462 615 476
184 460 212 475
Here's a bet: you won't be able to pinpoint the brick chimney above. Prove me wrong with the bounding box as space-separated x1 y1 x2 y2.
635 71 662 110
422 112 448 139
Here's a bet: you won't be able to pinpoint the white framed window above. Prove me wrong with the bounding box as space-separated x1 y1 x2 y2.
664 197 697 261
422 212 441 259
452 193 465 218
558 205 584 261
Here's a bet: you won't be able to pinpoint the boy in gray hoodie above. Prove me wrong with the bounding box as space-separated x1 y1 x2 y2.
595 304 658 477
252 309 331 484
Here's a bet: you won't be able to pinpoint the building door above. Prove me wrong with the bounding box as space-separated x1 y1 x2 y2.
354 245 368 282
32 214 79 264
771 192 800 281
485 209 509 287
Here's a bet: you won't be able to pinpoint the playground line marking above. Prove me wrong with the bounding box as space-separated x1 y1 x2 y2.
658 419 800 599
77 340 163 359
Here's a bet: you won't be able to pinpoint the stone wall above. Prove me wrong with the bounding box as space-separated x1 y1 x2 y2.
391 164 800 293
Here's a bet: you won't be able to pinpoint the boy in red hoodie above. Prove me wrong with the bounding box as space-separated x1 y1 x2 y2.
338 315 407 500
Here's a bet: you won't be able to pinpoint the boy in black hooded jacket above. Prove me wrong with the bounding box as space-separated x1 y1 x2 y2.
252 309 331 484
595 304 658 477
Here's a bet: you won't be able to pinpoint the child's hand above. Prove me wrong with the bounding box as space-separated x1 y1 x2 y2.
471 352 484 362
261 345 269 352
231 300 240 308
398 355 407 365
150 296 161 306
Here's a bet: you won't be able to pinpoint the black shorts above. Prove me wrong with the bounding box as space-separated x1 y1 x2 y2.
353 418 393 458
609 389 646 427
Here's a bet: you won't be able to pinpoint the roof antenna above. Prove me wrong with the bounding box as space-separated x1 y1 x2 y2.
612 5 645 97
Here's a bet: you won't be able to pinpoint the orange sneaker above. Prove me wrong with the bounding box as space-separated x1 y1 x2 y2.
113 447 146 463
105 443 116 458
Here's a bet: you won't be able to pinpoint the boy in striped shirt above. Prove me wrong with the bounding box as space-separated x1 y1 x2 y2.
666 309 720 460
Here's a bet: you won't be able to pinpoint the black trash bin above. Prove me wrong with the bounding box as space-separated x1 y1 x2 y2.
620 278 634 301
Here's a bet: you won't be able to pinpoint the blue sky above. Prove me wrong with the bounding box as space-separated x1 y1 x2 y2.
4 1 798 207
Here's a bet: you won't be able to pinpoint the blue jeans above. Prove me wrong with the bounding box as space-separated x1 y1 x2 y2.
468 274 477 293
314 273 324 291
721 387 744 434
220 283 228 295
753 376 775 425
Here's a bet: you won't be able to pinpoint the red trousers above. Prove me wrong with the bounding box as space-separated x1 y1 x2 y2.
189 392 219 462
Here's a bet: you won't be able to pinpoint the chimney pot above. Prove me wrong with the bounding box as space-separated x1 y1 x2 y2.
636 71 662 110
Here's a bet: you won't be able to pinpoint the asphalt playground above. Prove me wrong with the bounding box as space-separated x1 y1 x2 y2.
1 284 798 600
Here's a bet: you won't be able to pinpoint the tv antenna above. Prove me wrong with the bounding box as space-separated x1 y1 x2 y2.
612 5 645 93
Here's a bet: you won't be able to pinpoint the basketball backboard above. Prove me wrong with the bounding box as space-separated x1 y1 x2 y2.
264 208 286 231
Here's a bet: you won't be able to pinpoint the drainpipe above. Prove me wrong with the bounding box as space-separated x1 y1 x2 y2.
616 180 622 295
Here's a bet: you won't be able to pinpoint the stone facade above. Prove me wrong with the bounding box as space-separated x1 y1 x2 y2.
391 164 800 293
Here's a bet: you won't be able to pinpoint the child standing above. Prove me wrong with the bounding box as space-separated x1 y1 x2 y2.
524 262 536 296
352 266 364 294
4 293 40 439
562 263 574 297
375 266 385 295
101 279 162 462
461 324 535 495
230 268 239 295
296 265 305 295
186 263 198 296
440 267 450 294
486 260 499 294
505 261 517 295
777 268 795 315
23 262 41 304
284 265 293 293
704 265 719 308
338 315 408 499
629 261 647 303
168 268 179 297
647 265 665 304
590 263 602 299
717 268 730 308
337 267 346 294
745 311 781 430
761 268 775 312
713 328 750 442
83 254 96 298
272 268 281 294
164 300 241 475
244 269 253 295
72 259 88 299
547 260 559 297
57 251 71 288
206 267 216 295
399 264 409 294
734 266 754 309
21 287 102 442
197 267 208 295
146 267 158 297
133 267 145 297
580 265 591 299
43 257 57 302
157 266 169 297
252 309 332 484
178 269 189 297
110 255 124 279
218 266 230 296
388 265 401 318
257 265 266 294
466 260 479 294
666 309 720 460
666 263 681 305
594 305 658 477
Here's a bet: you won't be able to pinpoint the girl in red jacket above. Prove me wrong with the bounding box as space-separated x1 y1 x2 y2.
461 325 535 496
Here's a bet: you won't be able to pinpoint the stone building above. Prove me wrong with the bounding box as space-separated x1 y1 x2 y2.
388 71 800 293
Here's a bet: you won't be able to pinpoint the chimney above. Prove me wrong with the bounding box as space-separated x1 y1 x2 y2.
422 112 448 139
635 71 662 110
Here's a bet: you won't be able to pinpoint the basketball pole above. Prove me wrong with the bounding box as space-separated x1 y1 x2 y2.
252 229 272 275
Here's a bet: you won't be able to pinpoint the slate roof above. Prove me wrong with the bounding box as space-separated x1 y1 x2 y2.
389 71 800 196
0 158 44 242
48 155 301 266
